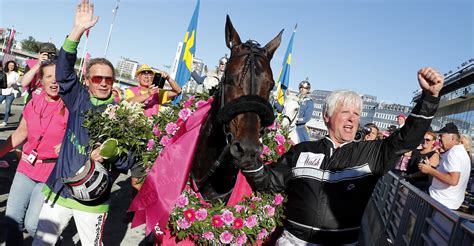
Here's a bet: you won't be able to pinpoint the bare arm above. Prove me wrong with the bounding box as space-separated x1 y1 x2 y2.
161 71 182 99
419 162 460 186
68 0 99 42
0 118 28 157
19 53 49 88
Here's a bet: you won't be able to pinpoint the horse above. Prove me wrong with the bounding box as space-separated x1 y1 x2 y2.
190 15 283 203
281 93 300 144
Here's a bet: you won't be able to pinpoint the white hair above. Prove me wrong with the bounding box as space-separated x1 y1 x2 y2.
323 90 362 117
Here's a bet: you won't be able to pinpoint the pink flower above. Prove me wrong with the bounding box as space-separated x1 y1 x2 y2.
276 144 286 156
175 195 188 208
178 108 192 121
183 208 196 222
146 139 155 151
245 215 257 228
264 205 275 217
219 231 233 244
195 208 208 221
257 228 268 240
176 218 190 229
221 209 234 225
183 100 193 108
202 231 214 240
273 194 284 205
153 126 161 138
211 215 224 228
267 121 276 130
275 133 285 145
288 139 295 146
188 95 196 101
251 196 262 202
195 100 207 109
234 205 246 213
232 217 244 229
261 145 270 155
235 234 247 246
159 135 171 146
207 97 214 104
165 122 178 135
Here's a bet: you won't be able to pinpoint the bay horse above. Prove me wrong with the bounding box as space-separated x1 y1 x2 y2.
190 15 283 202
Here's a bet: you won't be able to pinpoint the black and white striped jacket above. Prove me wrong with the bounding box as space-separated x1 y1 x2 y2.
238 92 439 244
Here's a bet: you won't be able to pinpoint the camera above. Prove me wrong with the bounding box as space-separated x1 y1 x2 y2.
354 126 372 142
153 73 166 89
47 52 57 62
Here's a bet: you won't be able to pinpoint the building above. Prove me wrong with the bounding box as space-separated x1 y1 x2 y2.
116 57 139 80
412 59 474 137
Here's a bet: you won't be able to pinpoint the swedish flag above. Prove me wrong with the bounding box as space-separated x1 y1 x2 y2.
275 24 297 105
174 0 200 103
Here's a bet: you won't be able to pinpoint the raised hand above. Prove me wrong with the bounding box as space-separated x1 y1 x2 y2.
69 0 99 41
418 67 444 97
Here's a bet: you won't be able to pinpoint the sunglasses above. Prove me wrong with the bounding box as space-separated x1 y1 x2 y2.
90 76 114 85
424 138 434 142
300 87 309 89
140 70 154 76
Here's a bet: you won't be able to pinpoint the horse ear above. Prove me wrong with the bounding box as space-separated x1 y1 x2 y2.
263 29 284 60
225 15 242 49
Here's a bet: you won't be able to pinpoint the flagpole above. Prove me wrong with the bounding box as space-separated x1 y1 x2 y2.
104 0 120 58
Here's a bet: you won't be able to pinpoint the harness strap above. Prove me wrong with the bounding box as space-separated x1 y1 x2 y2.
193 144 231 188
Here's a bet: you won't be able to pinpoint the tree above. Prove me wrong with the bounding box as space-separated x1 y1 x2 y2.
21 36 40 53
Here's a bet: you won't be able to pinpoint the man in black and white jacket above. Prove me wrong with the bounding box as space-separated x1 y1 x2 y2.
236 67 444 245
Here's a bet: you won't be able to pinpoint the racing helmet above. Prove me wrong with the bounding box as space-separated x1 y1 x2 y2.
299 79 311 90
62 159 110 201
219 55 228 65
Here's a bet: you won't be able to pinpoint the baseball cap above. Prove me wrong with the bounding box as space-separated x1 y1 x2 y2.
435 122 459 134
135 64 156 77
39 42 57 54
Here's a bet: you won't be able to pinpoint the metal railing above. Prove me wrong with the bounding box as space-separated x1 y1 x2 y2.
363 171 474 245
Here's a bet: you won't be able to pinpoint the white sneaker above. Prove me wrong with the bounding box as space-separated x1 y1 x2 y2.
0 122 7 127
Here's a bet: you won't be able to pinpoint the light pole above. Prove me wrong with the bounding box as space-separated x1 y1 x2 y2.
104 0 120 58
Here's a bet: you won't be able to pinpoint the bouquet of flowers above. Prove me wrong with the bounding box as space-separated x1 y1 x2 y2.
260 116 294 163
143 93 213 170
169 187 286 245
82 100 155 165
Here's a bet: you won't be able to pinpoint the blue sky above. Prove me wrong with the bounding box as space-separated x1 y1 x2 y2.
1 0 472 105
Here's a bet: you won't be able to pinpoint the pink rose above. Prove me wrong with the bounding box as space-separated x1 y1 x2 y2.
175 195 188 208
195 208 208 221
211 215 223 228
257 228 268 240
202 231 214 240
275 133 285 145
273 194 284 205
159 135 171 146
219 231 233 244
195 100 208 109
232 217 244 229
221 209 234 225
261 145 270 155
165 122 178 135
153 126 161 138
176 218 190 229
276 144 286 156
183 208 196 222
235 234 247 246
178 108 192 121
264 205 275 217
146 139 155 151
245 215 257 229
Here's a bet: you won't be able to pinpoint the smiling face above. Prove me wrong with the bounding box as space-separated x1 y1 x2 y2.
324 101 361 146
137 70 154 88
40 64 59 101
85 64 114 99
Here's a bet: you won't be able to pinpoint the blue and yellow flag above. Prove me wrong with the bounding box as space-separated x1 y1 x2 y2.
174 0 200 103
275 24 297 105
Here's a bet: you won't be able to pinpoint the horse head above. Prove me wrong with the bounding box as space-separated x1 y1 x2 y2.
217 15 283 164
281 93 300 128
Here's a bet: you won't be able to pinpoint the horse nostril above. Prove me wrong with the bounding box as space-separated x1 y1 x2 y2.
230 142 244 157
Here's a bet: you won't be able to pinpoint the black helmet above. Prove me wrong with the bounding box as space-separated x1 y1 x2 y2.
299 79 311 90
62 159 110 201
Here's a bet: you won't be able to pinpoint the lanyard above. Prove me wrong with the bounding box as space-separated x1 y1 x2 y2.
31 95 62 150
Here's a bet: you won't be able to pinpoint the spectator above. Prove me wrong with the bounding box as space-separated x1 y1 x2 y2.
295 79 314 142
393 151 412 176
363 123 379 141
396 114 406 128
191 55 227 95
33 2 135 244
1 60 20 127
125 64 181 117
20 42 58 104
404 131 440 191
0 61 68 245
235 67 443 245
419 123 471 210
460 134 473 164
